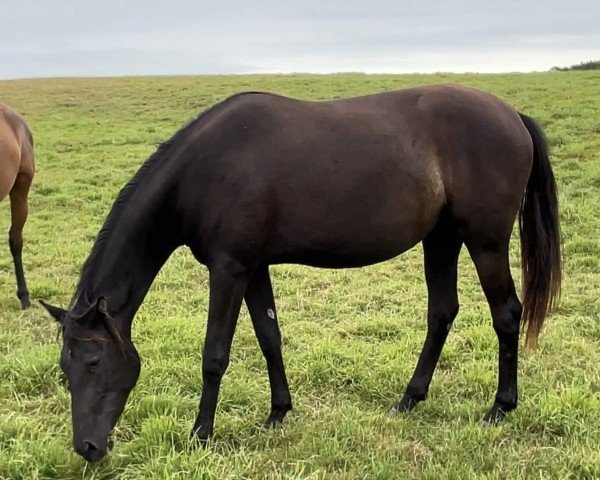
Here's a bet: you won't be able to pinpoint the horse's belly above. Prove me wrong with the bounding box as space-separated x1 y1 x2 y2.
269 235 422 268
268 195 441 268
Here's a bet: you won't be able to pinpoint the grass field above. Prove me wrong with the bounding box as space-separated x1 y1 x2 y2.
0 72 598 479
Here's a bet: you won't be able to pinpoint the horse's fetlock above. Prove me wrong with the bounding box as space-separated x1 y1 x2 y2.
495 396 518 412
16 288 29 300
405 385 428 401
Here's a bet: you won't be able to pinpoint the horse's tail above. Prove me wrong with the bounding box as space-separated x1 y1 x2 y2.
518 113 562 348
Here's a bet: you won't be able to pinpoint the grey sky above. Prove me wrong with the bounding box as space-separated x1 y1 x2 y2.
1 0 599 79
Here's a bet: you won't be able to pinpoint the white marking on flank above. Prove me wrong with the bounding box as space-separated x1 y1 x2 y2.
267 308 275 319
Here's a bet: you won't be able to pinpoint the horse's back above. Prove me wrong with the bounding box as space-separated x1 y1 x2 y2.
185 91 442 266
184 86 533 267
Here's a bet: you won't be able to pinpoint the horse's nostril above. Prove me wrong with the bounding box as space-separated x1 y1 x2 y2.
83 441 100 452
75 439 107 462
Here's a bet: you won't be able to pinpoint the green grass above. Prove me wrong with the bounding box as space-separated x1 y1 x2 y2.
0 72 599 479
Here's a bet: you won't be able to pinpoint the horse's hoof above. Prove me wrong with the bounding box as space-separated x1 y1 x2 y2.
263 418 281 429
482 402 513 424
190 425 213 446
263 415 284 429
191 435 211 448
20 299 31 310
392 394 422 414
263 406 291 428
388 404 410 416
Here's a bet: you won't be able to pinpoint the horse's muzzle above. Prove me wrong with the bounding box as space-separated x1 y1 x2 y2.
74 439 108 462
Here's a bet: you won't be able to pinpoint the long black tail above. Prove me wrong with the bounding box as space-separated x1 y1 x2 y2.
518 113 562 348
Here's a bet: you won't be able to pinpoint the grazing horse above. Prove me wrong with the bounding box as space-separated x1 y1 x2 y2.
1 105 34 309
41 84 561 462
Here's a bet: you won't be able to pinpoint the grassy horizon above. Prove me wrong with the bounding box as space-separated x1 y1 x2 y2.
0 72 598 479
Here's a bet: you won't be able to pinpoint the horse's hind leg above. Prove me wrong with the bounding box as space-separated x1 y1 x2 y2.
245 264 292 426
395 219 462 412
467 241 522 423
9 172 32 309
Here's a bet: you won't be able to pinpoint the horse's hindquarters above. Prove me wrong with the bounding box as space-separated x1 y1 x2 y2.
0 138 21 200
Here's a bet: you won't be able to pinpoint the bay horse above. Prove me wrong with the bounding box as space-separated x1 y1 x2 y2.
1 104 34 309
41 84 561 462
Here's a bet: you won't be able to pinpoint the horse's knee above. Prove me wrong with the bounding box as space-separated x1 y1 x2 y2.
428 303 459 335
202 352 229 381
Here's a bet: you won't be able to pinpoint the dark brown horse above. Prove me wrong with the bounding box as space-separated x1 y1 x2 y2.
41 84 561 462
1 104 34 309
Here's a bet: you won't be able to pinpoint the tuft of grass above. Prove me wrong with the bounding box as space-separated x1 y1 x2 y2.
0 72 599 479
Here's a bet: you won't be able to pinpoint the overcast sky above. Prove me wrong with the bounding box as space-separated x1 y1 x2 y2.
1 0 599 79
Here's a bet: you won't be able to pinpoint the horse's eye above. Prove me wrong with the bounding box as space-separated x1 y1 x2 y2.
86 355 100 373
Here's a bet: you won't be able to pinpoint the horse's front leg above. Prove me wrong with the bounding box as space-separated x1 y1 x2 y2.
191 258 249 443
245 264 292 427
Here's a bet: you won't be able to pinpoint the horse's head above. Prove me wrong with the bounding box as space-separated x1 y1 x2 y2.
41 297 140 462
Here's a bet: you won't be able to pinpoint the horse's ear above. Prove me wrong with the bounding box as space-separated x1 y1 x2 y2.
40 300 67 324
90 296 116 330
90 296 127 349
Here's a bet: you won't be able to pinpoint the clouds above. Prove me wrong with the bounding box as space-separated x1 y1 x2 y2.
1 1 599 78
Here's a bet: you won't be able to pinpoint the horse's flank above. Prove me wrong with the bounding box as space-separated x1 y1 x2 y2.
0 105 34 199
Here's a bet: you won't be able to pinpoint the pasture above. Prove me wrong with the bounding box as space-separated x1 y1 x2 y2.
0 72 598 479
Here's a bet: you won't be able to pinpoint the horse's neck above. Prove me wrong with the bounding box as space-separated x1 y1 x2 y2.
75 183 180 330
